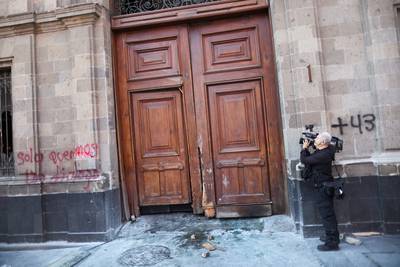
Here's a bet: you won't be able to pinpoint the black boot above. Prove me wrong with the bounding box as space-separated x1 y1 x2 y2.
317 242 339 251
320 234 340 243
318 230 340 251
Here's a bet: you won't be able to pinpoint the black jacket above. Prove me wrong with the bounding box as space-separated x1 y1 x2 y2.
300 146 335 184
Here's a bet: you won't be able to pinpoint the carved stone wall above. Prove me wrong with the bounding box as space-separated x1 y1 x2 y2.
0 1 121 242
270 0 400 236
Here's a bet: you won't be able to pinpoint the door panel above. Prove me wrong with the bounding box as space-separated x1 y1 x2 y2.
202 27 261 73
115 24 202 215
208 80 270 205
127 37 180 81
131 90 191 206
190 13 278 217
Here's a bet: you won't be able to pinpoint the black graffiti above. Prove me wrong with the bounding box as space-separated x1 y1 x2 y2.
331 113 375 135
331 117 348 135
363 114 376 131
351 114 363 134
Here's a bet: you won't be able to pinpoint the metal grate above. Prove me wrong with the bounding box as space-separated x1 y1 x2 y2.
0 68 14 176
118 0 221 15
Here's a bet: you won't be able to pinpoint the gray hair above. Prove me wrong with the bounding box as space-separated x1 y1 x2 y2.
318 132 332 145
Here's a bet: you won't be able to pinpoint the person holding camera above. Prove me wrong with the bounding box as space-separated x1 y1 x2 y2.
300 132 340 251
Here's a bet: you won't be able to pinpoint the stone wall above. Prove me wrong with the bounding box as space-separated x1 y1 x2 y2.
0 1 121 242
270 0 400 235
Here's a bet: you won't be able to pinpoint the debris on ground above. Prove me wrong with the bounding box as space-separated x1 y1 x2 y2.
344 235 362 246
339 233 344 240
352 232 381 237
201 251 210 258
190 234 196 240
202 242 216 251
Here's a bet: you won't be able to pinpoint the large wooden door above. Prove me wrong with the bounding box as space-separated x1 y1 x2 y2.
190 13 284 217
114 12 284 218
131 90 190 205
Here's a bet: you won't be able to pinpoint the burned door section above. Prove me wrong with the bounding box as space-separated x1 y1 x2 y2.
208 81 270 206
190 14 273 217
131 91 190 206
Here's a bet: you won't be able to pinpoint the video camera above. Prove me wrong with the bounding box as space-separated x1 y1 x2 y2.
299 124 343 152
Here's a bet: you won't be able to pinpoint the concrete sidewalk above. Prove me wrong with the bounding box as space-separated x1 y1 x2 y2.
1 214 399 267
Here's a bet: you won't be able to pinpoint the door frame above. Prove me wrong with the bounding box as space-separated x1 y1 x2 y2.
111 0 286 218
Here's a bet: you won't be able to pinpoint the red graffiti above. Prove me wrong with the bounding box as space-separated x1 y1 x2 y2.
24 167 101 184
17 143 98 166
17 148 44 165
24 171 45 183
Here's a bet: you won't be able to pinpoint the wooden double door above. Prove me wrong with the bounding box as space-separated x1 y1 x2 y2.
115 12 284 218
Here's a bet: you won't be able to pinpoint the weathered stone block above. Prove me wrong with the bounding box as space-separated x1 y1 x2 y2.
54 59 72 72
76 78 91 92
39 136 57 149
298 39 319 53
344 162 377 177
37 84 56 98
342 92 373 109
56 108 76 122
323 49 345 65
37 61 54 74
340 22 363 36
43 182 69 194
38 123 53 136
56 134 75 148
27 184 42 195
290 8 315 26
347 78 370 94
289 114 301 129
37 73 59 86
378 164 399 176
325 65 354 80
38 110 55 123
0 185 8 196
75 158 97 171
286 0 313 10
52 122 73 135
326 95 343 110
48 45 69 60
304 96 325 112
8 184 28 196
76 104 94 120
302 112 322 126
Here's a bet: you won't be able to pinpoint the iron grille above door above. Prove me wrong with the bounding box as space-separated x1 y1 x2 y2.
118 0 221 15
0 68 13 176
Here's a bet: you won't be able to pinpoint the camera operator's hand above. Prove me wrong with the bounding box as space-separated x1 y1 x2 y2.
303 139 310 149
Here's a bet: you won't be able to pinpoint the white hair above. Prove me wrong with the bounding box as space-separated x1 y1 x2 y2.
318 132 332 145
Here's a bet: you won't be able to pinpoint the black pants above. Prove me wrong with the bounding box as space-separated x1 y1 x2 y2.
316 186 339 244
